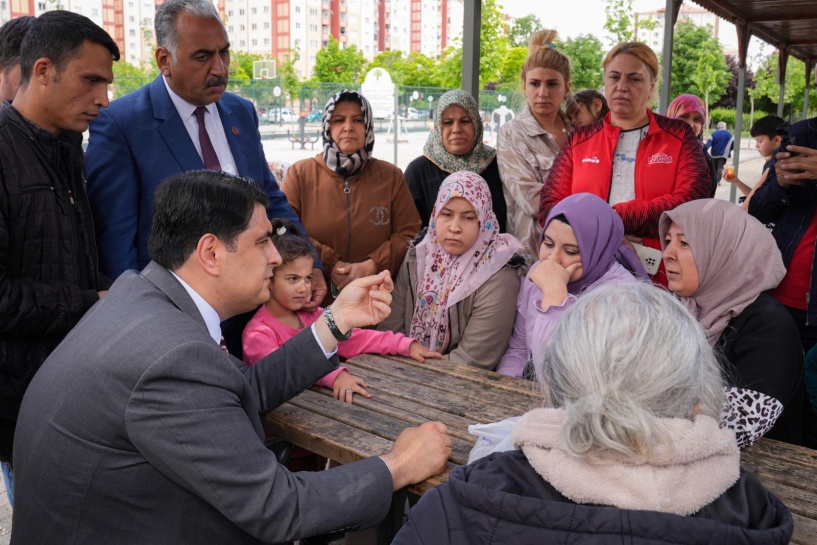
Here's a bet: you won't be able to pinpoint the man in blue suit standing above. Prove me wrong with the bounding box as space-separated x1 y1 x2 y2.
85 0 327 309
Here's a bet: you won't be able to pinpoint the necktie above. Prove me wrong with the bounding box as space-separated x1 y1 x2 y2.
194 106 222 171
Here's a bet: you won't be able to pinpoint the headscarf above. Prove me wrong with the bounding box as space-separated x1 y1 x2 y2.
410 171 524 352
658 199 786 346
543 193 649 293
321 90 375 178
665 94 707 139
423 89 496 174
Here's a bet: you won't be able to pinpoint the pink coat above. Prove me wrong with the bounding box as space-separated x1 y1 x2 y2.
243 305 414 388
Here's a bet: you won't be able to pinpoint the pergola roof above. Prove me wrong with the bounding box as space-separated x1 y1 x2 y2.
692 0 817 65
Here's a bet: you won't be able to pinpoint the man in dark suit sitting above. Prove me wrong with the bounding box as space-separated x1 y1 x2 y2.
11 170 451 544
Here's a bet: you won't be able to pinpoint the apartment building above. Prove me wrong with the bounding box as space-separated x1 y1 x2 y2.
1 0 465 76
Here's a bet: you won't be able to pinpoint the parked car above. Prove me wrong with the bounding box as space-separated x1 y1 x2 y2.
261 108 298 123
306 110 322 122
401 107 421 120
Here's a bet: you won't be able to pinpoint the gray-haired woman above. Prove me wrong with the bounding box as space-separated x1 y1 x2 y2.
393 282 793 545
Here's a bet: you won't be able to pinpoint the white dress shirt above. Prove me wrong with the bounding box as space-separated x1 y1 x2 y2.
162 77 238 175
170 272 336 357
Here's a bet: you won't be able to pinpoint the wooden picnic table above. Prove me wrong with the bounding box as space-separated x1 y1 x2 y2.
263 354 817 544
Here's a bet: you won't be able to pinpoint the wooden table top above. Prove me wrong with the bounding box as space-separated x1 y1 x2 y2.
263 354 817 544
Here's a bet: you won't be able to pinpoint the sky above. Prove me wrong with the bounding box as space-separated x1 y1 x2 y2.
499 0 768 66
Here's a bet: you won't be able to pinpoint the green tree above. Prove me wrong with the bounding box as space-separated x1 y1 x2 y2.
230 51 261 81
403 51 441 87
433 0 509 88
497 46 528 87
312 36 367 83
280 47 301 103
112 60 150 99
366 50 406 84
669 20 729 108
604 0 635 46
508 14 542 48
752 52 817 118
560 34 604 90
435 46 462 88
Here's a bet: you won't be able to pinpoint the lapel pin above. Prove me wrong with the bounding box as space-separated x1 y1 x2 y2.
232 127 240 135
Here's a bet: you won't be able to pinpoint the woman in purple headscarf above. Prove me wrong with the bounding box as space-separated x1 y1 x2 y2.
497 193 648 378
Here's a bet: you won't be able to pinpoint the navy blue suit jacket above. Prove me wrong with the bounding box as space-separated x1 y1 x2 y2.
86 76 306 279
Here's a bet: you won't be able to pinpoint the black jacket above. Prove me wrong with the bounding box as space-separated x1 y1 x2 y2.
748 117 817 324
404 155 507 233
718 293 804 444
393 450 793 545
0 103 110 462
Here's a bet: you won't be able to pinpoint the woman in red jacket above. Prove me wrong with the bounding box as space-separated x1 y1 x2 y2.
539 42 710 284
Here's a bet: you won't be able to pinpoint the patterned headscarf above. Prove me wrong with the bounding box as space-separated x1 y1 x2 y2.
322 90 375 178
543 193 648 293
410 171 524 352
423 89 496 174
659 199 786 346
666 94 707 139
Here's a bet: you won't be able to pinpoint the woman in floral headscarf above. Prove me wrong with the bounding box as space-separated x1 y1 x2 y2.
404 89 507 233
379 171 526 370
283 90 420 304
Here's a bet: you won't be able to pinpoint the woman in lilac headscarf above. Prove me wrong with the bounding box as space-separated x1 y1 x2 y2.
497 193 648 378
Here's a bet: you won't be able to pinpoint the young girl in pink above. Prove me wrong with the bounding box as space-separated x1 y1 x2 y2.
243 219 441 403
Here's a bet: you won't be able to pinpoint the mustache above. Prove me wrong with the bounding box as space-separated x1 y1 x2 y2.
204 76 228 89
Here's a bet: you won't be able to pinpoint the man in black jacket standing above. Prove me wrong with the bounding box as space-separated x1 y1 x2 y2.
0 11 119 505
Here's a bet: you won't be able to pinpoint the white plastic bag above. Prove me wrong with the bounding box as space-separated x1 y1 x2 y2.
467 416 520 464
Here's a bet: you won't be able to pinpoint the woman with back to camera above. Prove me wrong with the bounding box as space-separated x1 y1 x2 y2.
539 41 710 285
393 282 793 544
404 89 507 233
497 28 573 256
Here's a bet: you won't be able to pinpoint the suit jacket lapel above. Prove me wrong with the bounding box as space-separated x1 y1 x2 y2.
150 76 206 171
218 100 250 176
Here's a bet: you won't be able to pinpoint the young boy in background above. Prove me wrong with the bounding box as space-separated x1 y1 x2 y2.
724 115 786 210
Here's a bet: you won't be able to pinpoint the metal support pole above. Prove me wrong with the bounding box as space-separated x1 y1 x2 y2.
732 66 746 203
461 0 481 102
658 0 679 113
393 87 398 165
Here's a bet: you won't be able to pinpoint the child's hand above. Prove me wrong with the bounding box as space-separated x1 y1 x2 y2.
408 342 444 363
332 371 371 404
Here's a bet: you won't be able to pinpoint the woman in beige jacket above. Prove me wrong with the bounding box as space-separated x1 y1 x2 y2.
497 29 572 256
379 171 526 370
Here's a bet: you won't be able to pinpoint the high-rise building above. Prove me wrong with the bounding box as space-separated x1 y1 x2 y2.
635 4 722 51
1 0 468 78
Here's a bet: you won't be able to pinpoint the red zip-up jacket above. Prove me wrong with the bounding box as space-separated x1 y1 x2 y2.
539 109 710 253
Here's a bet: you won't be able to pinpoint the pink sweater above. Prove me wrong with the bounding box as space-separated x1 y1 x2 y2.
242 305 414 388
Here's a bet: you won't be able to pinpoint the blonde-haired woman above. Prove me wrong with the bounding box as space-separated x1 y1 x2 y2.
497 29 573 256
539 42 710 285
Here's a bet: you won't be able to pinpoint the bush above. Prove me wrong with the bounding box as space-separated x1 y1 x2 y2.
709 107 736 129
708 108 773 131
